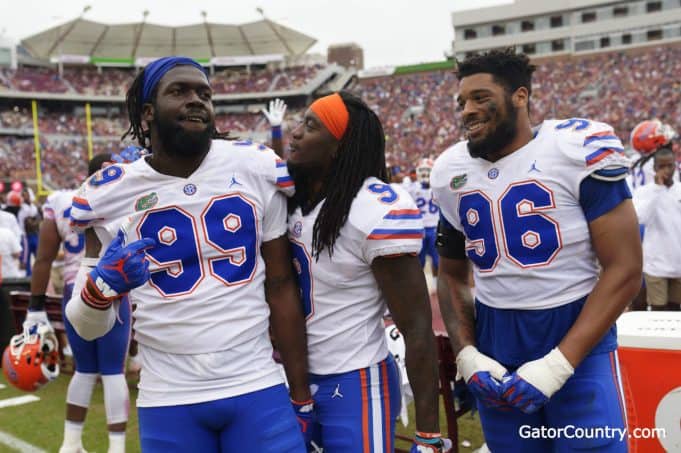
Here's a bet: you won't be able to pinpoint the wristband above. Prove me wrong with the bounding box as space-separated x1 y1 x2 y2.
272 125 282 139
29 294 47 311
415 432 442 440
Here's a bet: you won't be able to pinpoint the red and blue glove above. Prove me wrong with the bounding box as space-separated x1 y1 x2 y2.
81 236 156 309
501 347 574 414
456 345 508 408
292 398 317 449
410 432 453 452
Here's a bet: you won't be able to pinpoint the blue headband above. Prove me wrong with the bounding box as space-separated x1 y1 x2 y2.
142 56 206 104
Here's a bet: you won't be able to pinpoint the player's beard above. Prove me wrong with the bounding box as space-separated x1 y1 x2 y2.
153 112 214 158
467 96 518 160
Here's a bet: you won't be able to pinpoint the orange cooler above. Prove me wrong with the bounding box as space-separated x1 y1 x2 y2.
616 312 681 453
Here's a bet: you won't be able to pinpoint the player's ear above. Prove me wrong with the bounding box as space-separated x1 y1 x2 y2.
142 102 154 123
512 87 529 110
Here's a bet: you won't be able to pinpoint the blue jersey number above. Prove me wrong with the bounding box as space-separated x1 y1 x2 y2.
138 195 257 296
458 181 562 271
290 240 314 319
459 191 500 271
62 207 85 254
367 183 398 204
89 165 124 187
416 197 439 215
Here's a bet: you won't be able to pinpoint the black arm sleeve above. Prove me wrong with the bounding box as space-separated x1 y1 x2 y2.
436 219 466 260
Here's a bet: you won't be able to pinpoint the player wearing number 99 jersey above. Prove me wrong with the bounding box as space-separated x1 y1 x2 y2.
432 50 642 452
66 56 309 452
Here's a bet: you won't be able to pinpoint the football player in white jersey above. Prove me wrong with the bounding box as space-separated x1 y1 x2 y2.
627 119 677 191
287 92 448 452
27 153 135 453
432 49 642 452
410 158 440 278
66 56 310 452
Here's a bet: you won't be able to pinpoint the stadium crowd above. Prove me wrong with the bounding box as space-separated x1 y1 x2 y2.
0 64 324 96
1 46 680 189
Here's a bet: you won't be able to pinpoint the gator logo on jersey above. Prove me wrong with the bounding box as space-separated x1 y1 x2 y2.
450 174 467 190
135 192 158 211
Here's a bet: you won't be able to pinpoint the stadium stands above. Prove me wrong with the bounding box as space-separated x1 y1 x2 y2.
1 45 680 189
0 64 325 96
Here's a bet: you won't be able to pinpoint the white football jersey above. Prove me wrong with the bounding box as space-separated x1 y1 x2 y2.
43 190 84 285
408 183 439 228
627 159 655 192
0 226 22 279
288 177 423 374
70 140 293 404
432 119 631 310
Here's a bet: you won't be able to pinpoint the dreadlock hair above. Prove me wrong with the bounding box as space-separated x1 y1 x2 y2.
305 91 388 259
631 145 674 173
88 153 112 176
456 48 536 113
122 67 230 149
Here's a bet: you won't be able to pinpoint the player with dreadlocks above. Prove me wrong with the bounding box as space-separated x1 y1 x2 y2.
66 56 311 451
628 119 677 190
286 91 449 452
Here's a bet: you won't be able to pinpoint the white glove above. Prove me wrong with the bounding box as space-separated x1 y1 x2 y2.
456 345 507 383
23 310 53 337
514 347 574 399
456 345 508 408
261 98 287 127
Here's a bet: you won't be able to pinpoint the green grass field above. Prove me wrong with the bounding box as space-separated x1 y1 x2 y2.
0 370 484 452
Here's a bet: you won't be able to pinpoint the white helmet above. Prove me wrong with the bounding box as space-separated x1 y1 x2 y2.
415 158 434 184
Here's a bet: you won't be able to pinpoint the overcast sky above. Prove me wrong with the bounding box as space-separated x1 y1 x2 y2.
0 0 511 67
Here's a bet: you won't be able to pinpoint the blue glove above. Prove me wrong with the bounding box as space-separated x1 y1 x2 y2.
291 398 317 449
456 346 508 408
83 236 155 308
501 347 574 414
410 433 453 452
112 145 145 164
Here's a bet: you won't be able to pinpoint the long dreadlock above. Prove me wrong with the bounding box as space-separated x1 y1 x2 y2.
299 91 389 259
121 67 230 149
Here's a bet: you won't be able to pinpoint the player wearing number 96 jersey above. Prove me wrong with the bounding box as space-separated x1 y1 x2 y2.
66 56 310 452
432 50 642 452
287 92 448 453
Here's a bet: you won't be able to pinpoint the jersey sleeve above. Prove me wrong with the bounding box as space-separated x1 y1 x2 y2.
554 119 632 189
42 193 57 221
69 164 127 232
242 140 295 198
351 182 424 263
262 191 288 242
430 143 467 233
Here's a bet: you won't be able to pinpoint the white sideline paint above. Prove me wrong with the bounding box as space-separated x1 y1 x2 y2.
0 384 6 389
0 395 40 409
0 430 47 453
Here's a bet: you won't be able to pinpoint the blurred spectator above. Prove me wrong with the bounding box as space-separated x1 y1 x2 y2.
632 147 681 311
0 225 23 280
18 189 40 276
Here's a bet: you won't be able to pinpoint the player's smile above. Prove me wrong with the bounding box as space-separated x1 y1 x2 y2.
465 118 490 140
178 111 209 131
